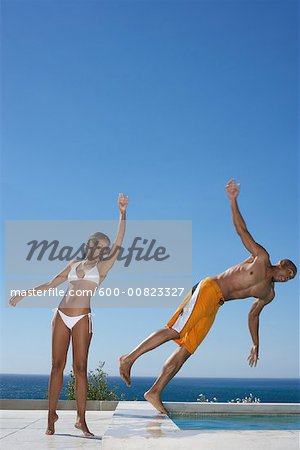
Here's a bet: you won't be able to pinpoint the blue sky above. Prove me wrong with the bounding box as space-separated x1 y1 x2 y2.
1 0 299 378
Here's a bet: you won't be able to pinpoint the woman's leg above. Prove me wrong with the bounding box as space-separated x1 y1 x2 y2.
46 311 71 435
71 315 93 437
119 327 180 386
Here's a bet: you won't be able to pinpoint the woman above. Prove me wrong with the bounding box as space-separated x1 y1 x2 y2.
9 193 128 437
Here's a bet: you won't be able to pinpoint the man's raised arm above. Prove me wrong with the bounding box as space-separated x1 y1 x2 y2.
226 179 269 258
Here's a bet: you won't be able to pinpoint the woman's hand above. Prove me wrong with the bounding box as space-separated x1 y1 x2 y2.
9 295 23 307
247 345 259 367
118 193 128 213
226 179 240 200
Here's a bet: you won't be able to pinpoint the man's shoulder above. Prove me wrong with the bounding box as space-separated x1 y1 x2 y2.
247 246 270 264
256 245 271 261
261 286 275 304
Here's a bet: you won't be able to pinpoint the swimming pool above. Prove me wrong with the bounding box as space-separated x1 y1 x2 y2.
169 413 300 430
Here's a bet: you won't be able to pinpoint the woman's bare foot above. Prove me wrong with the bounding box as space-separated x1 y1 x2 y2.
45 412 58 435
144 390 167 414
119 355 133 387
75 419 94 438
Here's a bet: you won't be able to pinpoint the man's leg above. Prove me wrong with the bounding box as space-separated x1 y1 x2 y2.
144 304 219 413
144 346 191 414
119 327 180 386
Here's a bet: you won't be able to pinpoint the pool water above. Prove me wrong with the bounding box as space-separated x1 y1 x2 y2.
169 414 300 430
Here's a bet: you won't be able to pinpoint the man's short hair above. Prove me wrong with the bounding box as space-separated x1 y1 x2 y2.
282 259 297 278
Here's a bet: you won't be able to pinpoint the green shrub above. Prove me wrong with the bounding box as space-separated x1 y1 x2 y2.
65 361 121 401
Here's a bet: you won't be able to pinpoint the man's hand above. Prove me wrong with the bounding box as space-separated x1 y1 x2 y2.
226 179 240 200
247 345 259 367
118 193 128 213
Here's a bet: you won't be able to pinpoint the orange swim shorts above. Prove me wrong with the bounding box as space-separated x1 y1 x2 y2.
165 277 225 354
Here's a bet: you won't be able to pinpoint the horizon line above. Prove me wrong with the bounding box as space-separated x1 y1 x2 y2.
1 373 299 380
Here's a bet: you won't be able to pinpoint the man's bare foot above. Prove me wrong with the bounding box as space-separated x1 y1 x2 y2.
144 390 168 414
45 412 58 435
75 419 94 438
119 355 133 387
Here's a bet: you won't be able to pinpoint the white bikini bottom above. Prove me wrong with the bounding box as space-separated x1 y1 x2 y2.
52 308 94 333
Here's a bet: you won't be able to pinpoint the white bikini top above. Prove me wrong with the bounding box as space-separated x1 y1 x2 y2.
68 261 100 285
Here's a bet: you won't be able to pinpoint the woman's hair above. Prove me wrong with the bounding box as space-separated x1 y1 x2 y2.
81 232 111 260
88 232 111 245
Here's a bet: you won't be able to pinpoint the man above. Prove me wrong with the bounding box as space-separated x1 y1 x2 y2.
119 179 297 414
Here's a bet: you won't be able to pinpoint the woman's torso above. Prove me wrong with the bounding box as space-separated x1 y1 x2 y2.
58 260 105 316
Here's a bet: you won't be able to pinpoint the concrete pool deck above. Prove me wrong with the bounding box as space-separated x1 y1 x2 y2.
0 409 114 449
102 401 300 450
1 401 299 449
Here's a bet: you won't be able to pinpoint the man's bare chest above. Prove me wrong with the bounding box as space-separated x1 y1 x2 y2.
252 280 275 301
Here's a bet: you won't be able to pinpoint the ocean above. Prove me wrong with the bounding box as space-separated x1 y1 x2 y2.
0 374 299 403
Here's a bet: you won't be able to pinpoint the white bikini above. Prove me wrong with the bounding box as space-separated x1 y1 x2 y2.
52 261 99 333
